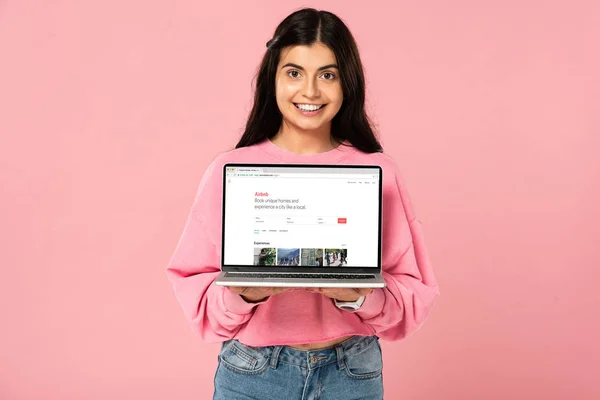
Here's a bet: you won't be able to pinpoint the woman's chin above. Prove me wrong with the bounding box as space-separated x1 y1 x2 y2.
284 118 331 134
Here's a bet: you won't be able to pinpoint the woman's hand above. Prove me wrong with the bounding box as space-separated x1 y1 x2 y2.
227 286 291 303
307 287 373 302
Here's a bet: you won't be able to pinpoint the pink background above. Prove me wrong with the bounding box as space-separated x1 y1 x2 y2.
1 1 598 399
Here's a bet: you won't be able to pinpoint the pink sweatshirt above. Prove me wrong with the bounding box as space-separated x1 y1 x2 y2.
166 139 439 347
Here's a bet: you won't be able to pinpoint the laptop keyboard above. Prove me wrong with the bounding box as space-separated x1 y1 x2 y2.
226 273 375 280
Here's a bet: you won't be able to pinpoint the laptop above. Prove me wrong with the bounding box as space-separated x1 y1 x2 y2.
214 163 386 288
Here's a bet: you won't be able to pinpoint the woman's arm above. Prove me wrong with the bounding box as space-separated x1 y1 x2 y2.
353 165 440 340
165 160 264 342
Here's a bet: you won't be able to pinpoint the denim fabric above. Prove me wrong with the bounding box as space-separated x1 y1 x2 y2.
213 335 384 400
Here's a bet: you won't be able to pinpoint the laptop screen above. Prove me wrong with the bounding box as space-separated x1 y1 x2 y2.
222 164 381 270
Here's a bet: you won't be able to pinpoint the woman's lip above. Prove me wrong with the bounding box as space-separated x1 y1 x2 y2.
293 103 326 110
294 103 326 116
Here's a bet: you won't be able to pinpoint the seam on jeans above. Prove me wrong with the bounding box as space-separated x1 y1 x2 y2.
301 369 313 400
301 358 339 370
316 368 324 400
343 367 383 380
342 340 383 380
219 358 269 376
278 359 307 369
345 336 377 358
336 346 344 370
270 346 282 369
230 345 257 367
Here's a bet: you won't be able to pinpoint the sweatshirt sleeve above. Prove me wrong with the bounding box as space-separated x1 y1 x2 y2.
354 165 440 341
165 160 265 342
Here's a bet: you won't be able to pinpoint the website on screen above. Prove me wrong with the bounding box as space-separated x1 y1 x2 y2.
223 166 380 267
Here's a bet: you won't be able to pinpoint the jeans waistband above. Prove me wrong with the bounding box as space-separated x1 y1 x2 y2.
268 335 379 371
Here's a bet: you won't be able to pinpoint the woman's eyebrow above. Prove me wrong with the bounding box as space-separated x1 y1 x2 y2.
281 63 339 71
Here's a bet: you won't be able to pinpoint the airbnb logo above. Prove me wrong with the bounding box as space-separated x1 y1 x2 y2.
255 192 269 196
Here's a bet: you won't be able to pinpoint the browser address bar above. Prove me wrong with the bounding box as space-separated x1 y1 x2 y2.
255 173 374 179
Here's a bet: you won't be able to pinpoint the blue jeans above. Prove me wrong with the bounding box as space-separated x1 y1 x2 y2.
213 335 384 400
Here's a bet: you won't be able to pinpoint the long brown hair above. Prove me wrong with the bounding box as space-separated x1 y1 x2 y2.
235 8 382 153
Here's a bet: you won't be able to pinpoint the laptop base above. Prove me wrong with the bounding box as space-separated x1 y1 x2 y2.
214 271 386 288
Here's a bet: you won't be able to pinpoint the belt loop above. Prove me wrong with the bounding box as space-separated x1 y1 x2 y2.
270 346 283 369
335 345 345 370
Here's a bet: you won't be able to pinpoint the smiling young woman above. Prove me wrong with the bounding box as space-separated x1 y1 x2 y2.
272 42 344 151
166 8 439 400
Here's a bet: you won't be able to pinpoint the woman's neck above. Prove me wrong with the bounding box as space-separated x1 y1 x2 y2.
271 124 339 155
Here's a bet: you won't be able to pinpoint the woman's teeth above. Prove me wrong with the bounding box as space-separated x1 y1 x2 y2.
295 104 324 111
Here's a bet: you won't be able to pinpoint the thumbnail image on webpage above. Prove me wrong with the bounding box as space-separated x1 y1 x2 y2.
253 247 348 267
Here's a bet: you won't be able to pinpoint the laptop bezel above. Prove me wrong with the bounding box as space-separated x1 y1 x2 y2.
221 163 383 274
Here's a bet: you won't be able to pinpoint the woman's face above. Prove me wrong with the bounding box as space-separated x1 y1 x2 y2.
275 42 343 135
